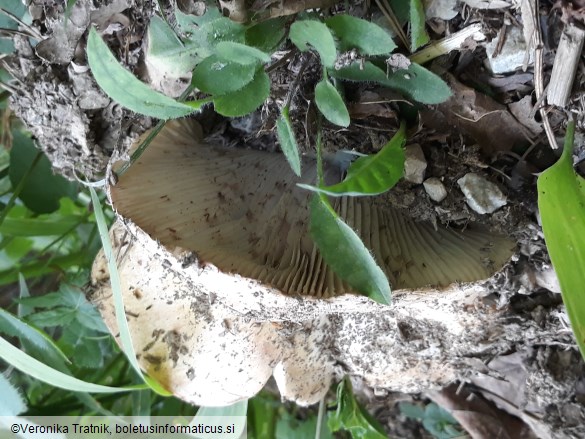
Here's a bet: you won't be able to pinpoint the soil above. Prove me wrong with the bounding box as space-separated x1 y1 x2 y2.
5 0 585 437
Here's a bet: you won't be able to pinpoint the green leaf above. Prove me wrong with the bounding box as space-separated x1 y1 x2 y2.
27 309 77 327
0 373 27 415
276 412 333 439
383 63 451 104
72 338 104 369
192 55 256 95
145 16 200 77
331 61 451 104
175 5 221 33
325 15 396 55
9 131 77 214
399 402 425 420
538 120 585 360
213 68 270 117
0 308 71 366
87 27 196 119
299 123 405 196
195 16 246 50
0 335 145 393
315 79 350 127
216 41 270 65
328 377 387 439
309 195 391 304
90 188 172 397
289 20 337 67
276 108 301 177
409 0 430 51
0 216 84 236
330 61 390 82
246 17 286 53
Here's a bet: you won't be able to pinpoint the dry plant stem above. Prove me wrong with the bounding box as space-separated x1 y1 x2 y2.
374 0 409 49
410 23 484 64
0 7 42 39
547 24 585 107
255 0 339 19
524 0 559 149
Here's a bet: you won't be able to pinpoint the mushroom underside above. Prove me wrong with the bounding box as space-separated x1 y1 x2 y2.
110 120 515 297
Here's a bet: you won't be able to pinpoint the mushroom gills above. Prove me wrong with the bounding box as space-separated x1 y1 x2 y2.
111 120 515 297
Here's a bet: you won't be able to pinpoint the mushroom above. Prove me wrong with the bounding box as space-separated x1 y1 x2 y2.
90 119 515 406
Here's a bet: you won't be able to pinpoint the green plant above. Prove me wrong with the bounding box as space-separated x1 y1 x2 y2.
87 6 445 304
328 377 387 438
400 402 464 439
537 118 585 360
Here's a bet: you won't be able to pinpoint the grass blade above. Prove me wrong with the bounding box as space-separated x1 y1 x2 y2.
299 123 405 196
0 335 145 393
537 119 585 360
90 187 172 396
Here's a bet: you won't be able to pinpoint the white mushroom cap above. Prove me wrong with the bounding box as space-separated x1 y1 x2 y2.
90 119 515 406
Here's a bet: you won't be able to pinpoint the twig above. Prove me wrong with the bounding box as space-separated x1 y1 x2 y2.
374 0 409 49
0 7 42 40
524 0 559 149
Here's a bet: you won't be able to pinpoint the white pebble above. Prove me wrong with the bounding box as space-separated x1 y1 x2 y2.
457 173 507 214
404 144 427 184
423 178 448 202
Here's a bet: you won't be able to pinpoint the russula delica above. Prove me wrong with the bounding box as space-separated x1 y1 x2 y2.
90 120 515 406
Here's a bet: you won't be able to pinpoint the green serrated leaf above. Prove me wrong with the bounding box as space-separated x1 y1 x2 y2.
309 195 391 304
0 308 71 366
246 17 286 53
27 309 77 327
87 27 196 119
314 79 350 127
9 130 77 214
213 69 270 117
276 108 301 177
192 55 256 95
195 16 246 50
289 20 337 68
216 41 270 65
330 61 389 83
409 0 430 51
73 338 104 369
175 5 222 33
0 373 27 415
299 123 405 196
325 15 396 55
538 120 585 360
331 61 451 104
328 377 387 439
145 15 200 77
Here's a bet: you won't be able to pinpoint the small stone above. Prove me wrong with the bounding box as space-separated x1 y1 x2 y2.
457 173 507 214
423 177 447 202
404 144 427 184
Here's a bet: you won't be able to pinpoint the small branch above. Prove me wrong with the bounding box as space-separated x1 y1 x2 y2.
522 0 559 149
